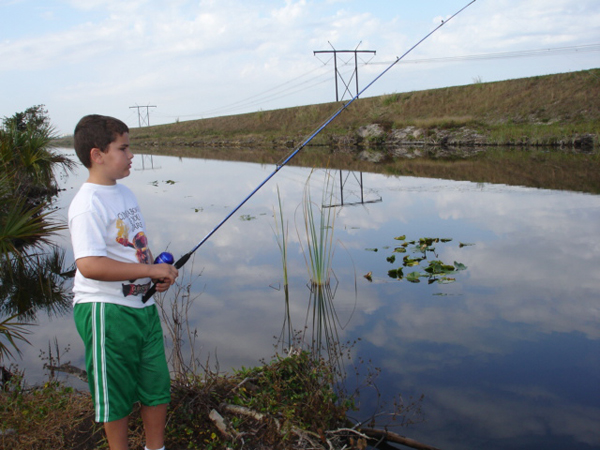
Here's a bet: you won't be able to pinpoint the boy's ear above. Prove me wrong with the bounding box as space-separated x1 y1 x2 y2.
90 147 103 165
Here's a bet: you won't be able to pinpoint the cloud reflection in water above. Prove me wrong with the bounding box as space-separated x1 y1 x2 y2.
25 151 600 450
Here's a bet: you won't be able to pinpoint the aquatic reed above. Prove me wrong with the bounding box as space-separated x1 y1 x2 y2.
297 171 347 369
299 170 337 286
272 186 293 350
272 186 289 289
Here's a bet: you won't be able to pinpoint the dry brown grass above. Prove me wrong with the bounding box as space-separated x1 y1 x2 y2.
0 379 104 450
122 68 600 146
51 69 599 150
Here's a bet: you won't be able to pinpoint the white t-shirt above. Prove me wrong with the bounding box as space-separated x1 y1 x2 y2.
68 182 155 308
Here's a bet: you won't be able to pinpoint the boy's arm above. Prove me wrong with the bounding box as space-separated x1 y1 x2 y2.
76 256 178 285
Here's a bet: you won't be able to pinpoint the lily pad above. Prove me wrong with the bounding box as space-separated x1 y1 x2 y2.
403 255 422 267
454 261 467 271
406 272 421 283
424 260 455 274
388 268 404 279
370 233 470 286
438 277 456 284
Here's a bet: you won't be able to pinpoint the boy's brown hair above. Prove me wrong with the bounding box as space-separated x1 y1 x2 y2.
74 115 129 168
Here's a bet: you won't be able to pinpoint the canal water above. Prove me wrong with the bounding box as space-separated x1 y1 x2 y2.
16 149 600 449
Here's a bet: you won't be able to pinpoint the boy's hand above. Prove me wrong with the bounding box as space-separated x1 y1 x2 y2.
150 263 179 292
154 280 173 293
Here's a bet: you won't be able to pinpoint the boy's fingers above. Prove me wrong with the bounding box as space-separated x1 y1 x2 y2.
155 283 168 292
151 264 178 283
161 263 178 278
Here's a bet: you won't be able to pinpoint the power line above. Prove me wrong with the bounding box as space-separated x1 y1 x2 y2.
157 43 599 122
156 64 332 119
369 43 600 66
194 66 332 117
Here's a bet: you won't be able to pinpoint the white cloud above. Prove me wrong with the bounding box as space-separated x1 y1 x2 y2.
1 0 598 133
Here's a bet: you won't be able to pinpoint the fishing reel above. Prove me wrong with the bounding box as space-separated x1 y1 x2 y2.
154 251 174 265
141 251 175 304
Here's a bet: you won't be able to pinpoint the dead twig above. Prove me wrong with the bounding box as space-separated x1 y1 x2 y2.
43 363 88 382
360 427 441 450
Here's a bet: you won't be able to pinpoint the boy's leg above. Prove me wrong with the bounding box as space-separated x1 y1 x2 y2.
75 303 161 448
75 303 140 423
141 403 168 449
138 305 171 449
104 416 130 450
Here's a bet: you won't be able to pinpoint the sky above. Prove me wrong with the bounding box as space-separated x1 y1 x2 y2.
1 0 599 135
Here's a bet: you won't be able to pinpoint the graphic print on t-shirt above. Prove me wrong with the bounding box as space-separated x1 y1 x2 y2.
115 206 152 296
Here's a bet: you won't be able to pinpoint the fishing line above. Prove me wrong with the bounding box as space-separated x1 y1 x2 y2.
142 0 478 302
367 43 600 66
176 65 332 119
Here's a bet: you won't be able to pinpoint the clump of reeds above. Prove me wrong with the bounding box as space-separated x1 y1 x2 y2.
293 170 352 369
299 170 337 287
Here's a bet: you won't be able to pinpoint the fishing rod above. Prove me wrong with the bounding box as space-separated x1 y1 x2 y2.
142 0 477 303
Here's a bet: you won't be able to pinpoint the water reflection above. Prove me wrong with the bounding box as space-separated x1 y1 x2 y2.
0 247 72 319
326 170 382 207
18 149 600 450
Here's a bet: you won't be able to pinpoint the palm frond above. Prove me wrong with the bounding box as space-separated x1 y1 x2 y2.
0 120 75 196
0 200 65 256
0 312 34 362
0 248 73 320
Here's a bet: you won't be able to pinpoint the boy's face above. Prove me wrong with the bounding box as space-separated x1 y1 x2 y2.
88 132 133 185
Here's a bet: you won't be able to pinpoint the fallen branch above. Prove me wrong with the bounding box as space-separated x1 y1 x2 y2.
360 428 441 450
44 363 88 382
218 403 440 450
222 403 328 448
221 403 267 423
209 409 240 440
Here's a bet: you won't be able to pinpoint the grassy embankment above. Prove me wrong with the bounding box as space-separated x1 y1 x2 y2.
141 69 600 193
56 69 600 192
127 68 600 148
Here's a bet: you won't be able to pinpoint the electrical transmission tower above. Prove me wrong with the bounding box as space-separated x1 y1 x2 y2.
129 105 157 127
322 170 382 208
314 43 376 101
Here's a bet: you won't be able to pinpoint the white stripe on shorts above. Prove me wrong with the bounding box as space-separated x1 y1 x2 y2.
92 303 110 422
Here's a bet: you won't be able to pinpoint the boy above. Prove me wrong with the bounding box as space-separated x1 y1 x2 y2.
68 115 179 450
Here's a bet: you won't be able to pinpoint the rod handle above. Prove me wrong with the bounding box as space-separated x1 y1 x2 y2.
142 284 158 303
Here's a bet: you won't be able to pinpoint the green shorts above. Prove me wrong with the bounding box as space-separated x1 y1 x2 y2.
74 302 171 422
